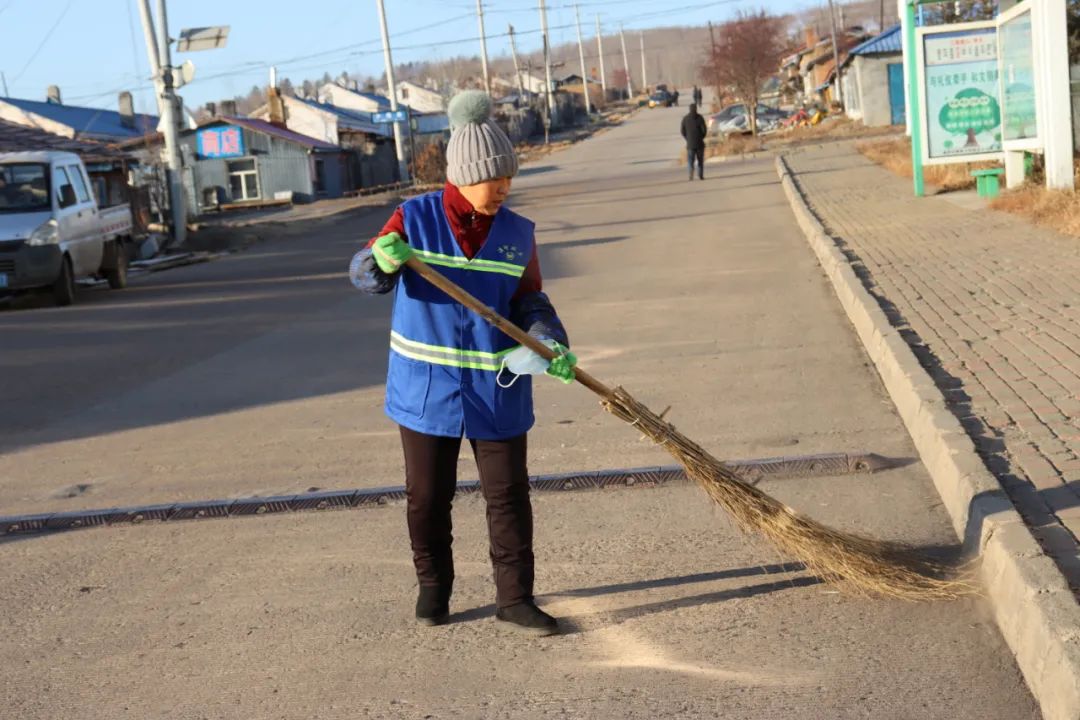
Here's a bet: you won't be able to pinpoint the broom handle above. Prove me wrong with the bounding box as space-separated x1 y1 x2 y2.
404 256 616 400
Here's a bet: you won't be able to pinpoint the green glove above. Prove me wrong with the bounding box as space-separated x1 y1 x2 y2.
372 232 412 274
545 342 577 384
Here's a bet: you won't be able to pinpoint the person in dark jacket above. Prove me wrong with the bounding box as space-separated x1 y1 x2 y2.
681 103 707 181
349 91 576 638
692 86 703 106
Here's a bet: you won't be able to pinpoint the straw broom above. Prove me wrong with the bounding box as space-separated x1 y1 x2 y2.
404 256 970 600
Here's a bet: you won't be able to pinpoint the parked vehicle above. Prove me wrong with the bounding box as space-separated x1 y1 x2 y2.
0 151 132 306
648 90 674 108
707 103 790 135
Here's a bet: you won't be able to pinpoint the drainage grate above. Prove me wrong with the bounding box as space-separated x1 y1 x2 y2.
0 452 902 537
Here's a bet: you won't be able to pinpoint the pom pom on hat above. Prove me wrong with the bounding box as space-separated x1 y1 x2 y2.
448 90 493 130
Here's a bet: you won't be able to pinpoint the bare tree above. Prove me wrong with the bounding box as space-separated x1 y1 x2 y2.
705 10 786 135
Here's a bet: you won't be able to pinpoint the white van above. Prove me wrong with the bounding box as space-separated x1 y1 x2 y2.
0 151 133 306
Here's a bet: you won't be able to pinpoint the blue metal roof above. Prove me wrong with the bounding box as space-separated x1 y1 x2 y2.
0 96 158 140
849 25 902 56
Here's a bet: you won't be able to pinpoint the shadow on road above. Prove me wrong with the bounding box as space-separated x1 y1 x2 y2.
518 165 559 177
446 562 816 632
0 212 394 454
539 235 628 253
557 575 824 634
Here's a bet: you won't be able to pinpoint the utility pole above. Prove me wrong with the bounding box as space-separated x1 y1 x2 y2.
508 24 525 99
137 0 186 247
595 14 607 99
827 0 845 109
619 25 634 99
476 0 491 96
639 32 647 93
1 72 8 97
376 0 410 182
538 0 555 118
879 0 885 32
574 4 591 115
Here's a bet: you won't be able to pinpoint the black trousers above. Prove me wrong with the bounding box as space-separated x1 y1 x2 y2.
688 146 705 179
399 425 534 608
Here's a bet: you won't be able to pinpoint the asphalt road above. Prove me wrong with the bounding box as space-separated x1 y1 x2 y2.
0 104 1040 719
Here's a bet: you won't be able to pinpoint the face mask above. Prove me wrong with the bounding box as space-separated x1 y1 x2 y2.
496 340 558 388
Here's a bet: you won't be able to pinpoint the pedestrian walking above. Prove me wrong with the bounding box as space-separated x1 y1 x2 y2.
692 85 703 106
681 103 707 181
349 91 576 637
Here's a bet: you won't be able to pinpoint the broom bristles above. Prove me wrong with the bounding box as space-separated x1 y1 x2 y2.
603 386 973 601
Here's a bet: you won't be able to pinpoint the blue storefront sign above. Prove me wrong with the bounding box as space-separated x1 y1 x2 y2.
197 126 245 158
372 109 408 123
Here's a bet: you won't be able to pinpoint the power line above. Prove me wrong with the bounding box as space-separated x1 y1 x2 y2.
10 0 75 85
55 0 733 107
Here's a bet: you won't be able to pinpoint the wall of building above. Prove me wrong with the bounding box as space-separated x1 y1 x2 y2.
395 83 445 114
318 84 381 113
854 54 901 127
279 98 340 145
843 70 862 121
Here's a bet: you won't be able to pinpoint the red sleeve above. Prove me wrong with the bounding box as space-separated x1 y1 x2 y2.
365 206 406 249
512 242 543 300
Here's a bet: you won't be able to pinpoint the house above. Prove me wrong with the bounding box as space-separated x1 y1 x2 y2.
554 73 605 110
517 74 551 95
384 81 445 114
179 116 348 212
0 89 160 143
251 93 399 189
841 25 905 127
797 28 871 106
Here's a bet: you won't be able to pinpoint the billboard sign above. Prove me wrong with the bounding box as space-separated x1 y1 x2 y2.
917 23 1003 163
196 125 245 159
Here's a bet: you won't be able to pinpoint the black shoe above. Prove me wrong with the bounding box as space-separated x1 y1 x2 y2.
415 586 450 626
495 601 560 637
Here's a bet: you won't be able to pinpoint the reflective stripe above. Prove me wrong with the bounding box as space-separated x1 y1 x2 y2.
413 249 526 278
390 331 519 372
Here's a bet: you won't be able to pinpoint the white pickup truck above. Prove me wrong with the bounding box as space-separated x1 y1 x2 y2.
0 150 132 306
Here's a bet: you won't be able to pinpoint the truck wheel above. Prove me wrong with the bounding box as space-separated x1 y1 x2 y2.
105 242 128 290
53 255 76 307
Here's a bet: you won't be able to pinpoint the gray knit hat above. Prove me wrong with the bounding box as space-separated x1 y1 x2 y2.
445 91 518 186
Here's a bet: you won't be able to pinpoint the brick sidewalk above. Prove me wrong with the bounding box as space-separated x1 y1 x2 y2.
785 141 1080 592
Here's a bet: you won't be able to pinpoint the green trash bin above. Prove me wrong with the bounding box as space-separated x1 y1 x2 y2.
971 168 1005 199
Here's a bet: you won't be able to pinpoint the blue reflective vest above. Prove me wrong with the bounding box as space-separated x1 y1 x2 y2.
385 191 535 440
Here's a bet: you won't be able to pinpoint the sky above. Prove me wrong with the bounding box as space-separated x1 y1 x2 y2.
0 0 813 117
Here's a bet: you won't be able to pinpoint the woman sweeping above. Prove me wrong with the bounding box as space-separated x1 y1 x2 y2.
350 91 577 636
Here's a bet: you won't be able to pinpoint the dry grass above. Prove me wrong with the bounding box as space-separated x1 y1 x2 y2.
704 133 766 159
703 116 902 161
602 387 973 600
856 137 997 192
991 184 1080 238
770 116 900 148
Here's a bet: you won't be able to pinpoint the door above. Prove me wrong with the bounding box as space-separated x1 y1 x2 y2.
51 165 84 273
65 164 101 275
887 63 906 126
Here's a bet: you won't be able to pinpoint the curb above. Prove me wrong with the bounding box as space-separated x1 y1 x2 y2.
776 155 1080 720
